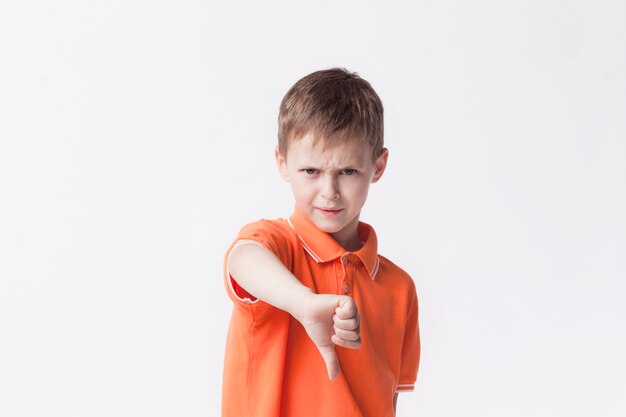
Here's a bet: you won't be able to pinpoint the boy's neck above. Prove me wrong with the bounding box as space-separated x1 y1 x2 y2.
329 216 363 252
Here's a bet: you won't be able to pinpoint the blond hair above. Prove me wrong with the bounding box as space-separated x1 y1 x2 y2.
278 68 384 161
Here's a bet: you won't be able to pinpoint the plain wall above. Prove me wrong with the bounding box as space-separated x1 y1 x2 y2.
1 1 625 416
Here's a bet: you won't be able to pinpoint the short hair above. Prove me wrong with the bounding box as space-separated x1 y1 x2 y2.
278 68 384 161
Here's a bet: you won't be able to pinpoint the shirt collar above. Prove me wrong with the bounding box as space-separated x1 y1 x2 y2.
287 206 380 280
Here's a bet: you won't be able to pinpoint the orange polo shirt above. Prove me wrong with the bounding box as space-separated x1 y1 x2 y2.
222 207 420 417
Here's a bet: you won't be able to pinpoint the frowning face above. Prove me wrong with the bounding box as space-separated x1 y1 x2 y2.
276 133 388 251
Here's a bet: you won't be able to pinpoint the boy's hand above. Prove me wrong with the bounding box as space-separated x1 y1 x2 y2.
296 294 362 380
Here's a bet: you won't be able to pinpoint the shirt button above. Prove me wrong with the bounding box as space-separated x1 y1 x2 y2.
343 284 349 294
342 257 348 265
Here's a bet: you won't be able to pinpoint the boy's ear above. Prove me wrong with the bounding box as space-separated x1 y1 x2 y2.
371 148 389 183
275 146 290 182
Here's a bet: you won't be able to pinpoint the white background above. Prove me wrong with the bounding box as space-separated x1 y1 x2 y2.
1 1 625 416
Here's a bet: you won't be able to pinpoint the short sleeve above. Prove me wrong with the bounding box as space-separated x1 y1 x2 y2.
223 219 293 304
396 290 420 393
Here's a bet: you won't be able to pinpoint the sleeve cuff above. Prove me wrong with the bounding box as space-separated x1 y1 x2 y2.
395 383 415 393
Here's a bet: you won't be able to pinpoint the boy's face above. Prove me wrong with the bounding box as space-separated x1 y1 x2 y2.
276 132 388 250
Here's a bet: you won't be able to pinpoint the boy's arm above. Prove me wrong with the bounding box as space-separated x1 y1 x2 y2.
228 242 362 380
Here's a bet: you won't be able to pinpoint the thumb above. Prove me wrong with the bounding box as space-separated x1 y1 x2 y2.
317 343 340 380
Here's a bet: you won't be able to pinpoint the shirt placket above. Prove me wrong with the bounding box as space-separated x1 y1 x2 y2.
338 255 355 296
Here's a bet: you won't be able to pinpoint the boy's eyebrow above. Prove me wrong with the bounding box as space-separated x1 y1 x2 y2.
296 158 364 167
297 163 363 170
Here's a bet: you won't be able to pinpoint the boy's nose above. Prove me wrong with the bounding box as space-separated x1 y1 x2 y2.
320 177 340 200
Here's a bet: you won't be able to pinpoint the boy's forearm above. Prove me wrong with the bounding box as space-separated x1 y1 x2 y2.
227 242 314 321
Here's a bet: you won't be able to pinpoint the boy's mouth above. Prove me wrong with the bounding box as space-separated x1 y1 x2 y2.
317 208 343 217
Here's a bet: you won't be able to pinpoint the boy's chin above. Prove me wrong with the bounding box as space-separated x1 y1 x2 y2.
315 223 343 234
305 214 344 233
311 216 356 235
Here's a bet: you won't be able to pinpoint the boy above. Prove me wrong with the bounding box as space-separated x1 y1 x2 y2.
222 68 420 417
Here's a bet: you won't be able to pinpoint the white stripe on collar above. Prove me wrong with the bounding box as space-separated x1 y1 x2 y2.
371 256 380 280
286 216 322 263
287 216 380 279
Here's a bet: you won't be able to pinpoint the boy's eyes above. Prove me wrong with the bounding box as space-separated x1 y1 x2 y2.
301 169 358 175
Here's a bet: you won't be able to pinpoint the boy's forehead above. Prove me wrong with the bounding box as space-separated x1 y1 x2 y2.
286 132 372 163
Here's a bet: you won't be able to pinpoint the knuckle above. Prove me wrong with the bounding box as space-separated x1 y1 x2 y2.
348 303 355 315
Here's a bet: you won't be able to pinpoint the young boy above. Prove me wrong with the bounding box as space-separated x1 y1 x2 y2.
222 68 420 417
